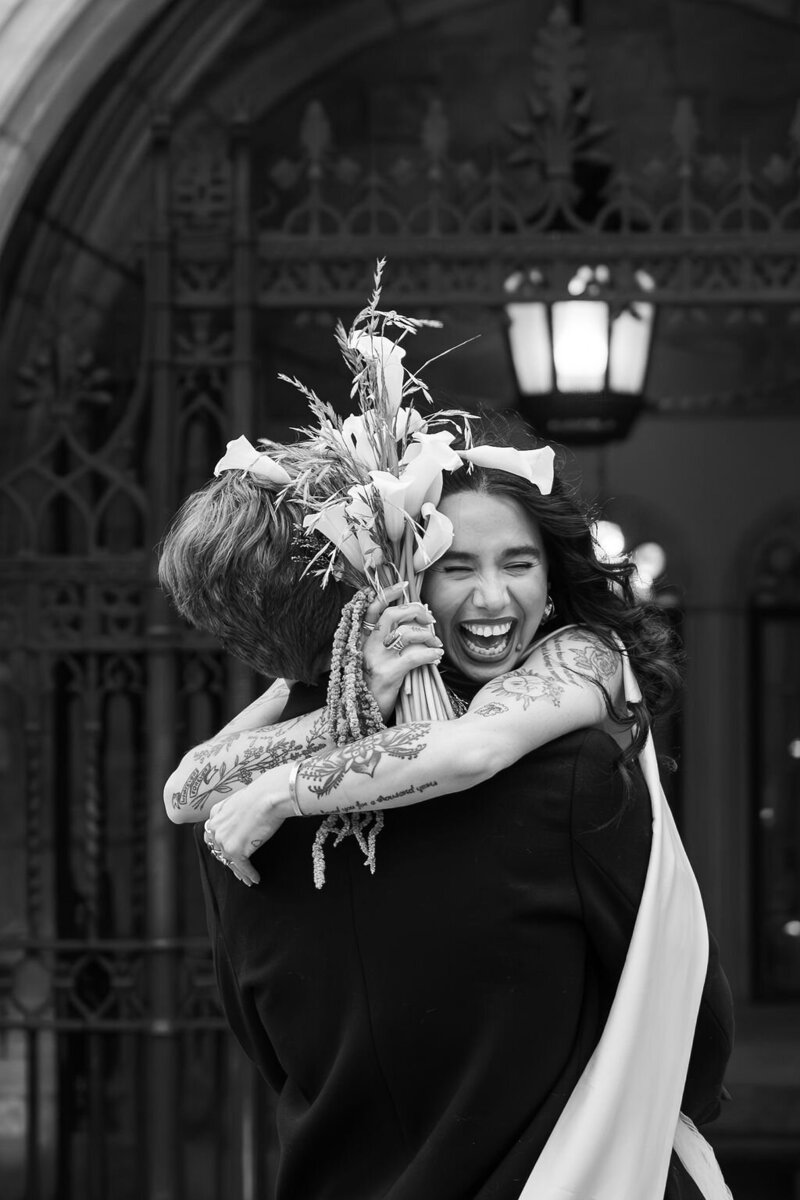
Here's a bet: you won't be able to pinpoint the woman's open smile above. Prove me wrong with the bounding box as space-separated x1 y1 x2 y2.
457 617 517 661
422 491 549 683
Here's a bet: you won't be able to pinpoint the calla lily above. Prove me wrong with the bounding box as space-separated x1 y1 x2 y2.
368 471 410 543
399 433 463 515
345 484 374 521
459 444 555 495
413 502 454 572
214 435 292 484
398 454 443 516
303 504 366 573
349 331 407 413
394 405 426 443
402 429 463 468
334 413 381 470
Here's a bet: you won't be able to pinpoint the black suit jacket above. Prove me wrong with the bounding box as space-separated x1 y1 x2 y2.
197 686 733 1200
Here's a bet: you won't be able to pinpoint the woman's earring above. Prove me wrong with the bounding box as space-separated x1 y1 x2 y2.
543 595 555 622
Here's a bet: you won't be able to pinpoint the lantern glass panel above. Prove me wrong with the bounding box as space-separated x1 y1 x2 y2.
608 300 655 394
552 300 609 392
506 301 553 394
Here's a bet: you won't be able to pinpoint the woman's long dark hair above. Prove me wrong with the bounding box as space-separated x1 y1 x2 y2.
439 419 682 782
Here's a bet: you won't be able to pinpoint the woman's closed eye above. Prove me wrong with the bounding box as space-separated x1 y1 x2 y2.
440 560 536 575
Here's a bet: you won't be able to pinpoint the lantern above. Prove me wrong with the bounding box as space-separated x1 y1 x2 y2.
505 265 656 443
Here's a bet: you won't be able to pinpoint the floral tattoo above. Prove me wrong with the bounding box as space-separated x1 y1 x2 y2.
476 632 619 714
172 737 306 812
300 724 431 797
172 713 328 813
571 641 618 681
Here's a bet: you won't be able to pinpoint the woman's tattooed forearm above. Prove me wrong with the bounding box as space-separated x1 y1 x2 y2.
172 713 328 813
300 725 431 798
327 778 440 814
191 711 317 765
242 677 290 714
218 678 291 731
172 736 305 812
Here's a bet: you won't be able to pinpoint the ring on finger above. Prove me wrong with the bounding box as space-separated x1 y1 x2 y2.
386 629 405 654
362 620 378 632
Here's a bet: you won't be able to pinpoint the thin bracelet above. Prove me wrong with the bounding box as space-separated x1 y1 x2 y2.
288 760 305 817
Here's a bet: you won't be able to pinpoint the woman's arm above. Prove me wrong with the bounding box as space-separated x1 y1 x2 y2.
214 678 294 736
165 676 296 821
165 704 330 823
206 628 626 880
164 588 440 822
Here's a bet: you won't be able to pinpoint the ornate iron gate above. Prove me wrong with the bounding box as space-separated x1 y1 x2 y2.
0 117 274 1200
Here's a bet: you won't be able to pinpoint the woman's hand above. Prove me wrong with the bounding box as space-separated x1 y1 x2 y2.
361 584 443 718
201 585 444 886
203 772 289 886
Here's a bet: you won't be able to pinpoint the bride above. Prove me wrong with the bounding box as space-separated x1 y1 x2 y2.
159 418 734 1200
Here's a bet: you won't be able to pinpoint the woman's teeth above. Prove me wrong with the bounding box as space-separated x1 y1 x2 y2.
459 620 513 659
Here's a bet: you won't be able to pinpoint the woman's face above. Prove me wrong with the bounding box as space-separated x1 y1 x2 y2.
421 490 549 684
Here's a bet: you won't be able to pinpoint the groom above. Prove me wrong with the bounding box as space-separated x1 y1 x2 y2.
160 474 733 1200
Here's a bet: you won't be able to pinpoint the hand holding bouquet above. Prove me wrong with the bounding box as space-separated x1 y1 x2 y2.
285 259 474 728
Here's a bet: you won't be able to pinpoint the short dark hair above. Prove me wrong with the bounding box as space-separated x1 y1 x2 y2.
158 469 350 683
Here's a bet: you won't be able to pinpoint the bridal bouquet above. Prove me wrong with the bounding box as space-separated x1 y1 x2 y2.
213 262 555 882
283 259 473 726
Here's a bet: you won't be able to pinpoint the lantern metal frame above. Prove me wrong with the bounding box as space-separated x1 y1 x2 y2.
503 262 659 442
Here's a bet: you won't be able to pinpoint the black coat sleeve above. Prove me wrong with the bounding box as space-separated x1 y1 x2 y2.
194 824 288 1092
568 730 734 1127
191 681 330 1092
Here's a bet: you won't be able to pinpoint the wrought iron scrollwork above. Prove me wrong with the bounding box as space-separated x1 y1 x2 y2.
230 2 800 308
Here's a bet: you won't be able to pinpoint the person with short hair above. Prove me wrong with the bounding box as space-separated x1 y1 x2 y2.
160 419 733 1200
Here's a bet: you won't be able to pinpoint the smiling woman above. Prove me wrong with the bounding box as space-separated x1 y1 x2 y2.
165 411 688 896
158 407 732 1200
422 490 550 680
164 413 681 836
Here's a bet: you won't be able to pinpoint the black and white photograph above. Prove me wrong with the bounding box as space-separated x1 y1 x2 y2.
0 1 799 1197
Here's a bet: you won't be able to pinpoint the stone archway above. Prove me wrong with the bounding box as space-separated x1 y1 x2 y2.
0 0 170 245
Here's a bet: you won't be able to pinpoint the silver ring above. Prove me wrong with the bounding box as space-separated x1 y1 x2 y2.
386 630 405 654
362 620 378 632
